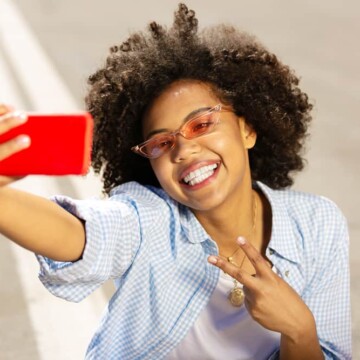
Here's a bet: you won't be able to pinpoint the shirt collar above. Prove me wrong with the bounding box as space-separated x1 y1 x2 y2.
256 181 302 264
180 204 211 244
179 181 302 264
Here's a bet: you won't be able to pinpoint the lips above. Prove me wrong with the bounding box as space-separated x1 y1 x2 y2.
180 161 220 187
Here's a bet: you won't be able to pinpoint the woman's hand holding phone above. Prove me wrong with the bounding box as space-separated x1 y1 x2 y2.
0 105 94 177
0 105 30 186
0 104 88 261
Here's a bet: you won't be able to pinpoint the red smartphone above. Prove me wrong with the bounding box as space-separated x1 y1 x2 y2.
0 112 94 175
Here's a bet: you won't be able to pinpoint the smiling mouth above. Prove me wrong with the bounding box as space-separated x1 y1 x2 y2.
181 163 219 186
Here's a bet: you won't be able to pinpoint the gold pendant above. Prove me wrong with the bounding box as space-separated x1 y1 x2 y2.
228 286 244 307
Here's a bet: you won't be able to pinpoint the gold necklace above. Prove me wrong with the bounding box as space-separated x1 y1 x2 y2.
223 192 258 307
227 253 247 306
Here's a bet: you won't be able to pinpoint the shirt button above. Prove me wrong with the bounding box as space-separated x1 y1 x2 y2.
285 270 290 277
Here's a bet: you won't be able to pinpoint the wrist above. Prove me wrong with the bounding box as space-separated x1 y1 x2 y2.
280 312 324 360
282 310 317 345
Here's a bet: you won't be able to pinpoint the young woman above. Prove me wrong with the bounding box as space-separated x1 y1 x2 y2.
0 4 350 359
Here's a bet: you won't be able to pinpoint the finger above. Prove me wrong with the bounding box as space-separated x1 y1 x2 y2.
0 104 13 116
244 297 253 314
0 111 27 135
208 255 257 288
0 175 24 186
242 285 256 302
236 236 271 277
0 135 31 161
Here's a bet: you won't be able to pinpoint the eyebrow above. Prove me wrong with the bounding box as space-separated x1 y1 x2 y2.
145 106 212 140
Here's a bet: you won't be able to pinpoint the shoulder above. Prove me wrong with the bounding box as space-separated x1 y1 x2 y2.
259 183 349 297
110 181 175 206
259 182 346 233
109 182 181 221
281 188 346 237
258 182 348 258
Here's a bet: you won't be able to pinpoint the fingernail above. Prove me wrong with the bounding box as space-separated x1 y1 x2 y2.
0 113 11 122
208 256 218 264
237 236 246 245
16 135 31 147
15 111 28 124
0 111 27 123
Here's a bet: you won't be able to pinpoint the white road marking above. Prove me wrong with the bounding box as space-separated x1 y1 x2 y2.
0 1 107 359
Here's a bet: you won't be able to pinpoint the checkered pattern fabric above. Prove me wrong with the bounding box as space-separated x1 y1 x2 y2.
36 181 351 359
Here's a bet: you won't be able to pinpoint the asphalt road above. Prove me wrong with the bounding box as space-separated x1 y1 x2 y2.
1 0 359 358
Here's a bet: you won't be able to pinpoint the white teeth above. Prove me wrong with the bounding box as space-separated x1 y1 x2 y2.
183 164 218 186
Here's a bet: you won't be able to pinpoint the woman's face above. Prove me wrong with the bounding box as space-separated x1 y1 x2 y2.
142 80 256 215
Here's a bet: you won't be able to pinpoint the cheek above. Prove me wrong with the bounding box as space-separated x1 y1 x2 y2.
150 159 173 186
211 130 245 155
213 133 249 174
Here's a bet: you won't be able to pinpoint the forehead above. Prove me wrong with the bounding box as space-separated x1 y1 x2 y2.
142 80 221 135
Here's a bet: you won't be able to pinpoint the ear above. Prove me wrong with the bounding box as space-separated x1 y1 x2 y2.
239 117 257 149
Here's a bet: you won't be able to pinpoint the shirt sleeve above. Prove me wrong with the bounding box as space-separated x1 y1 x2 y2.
36 194 142 302
303 200 351 359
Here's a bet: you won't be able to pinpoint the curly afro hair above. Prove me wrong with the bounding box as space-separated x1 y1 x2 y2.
86 3 312 195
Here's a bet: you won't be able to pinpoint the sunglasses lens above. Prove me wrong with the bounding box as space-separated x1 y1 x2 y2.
183 112 217 138
141 135 174 158
134 106 221 158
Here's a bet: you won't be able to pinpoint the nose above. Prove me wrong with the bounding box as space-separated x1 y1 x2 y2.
172 134 201 162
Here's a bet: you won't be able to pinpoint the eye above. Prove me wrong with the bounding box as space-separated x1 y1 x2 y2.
193 121 212 131
157 140 172 148
189 114 216 135
150 135 174 150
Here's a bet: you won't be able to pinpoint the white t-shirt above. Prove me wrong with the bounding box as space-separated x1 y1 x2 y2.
166 270 280 360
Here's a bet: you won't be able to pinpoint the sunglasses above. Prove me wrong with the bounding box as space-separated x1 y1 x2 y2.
131 104 232 159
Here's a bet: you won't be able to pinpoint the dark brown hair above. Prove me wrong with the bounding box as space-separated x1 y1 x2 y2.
86 3 312 194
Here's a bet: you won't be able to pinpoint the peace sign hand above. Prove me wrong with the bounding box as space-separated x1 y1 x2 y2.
208 236 316 342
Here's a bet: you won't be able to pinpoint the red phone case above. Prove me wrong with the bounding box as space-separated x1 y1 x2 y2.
0 112 94 175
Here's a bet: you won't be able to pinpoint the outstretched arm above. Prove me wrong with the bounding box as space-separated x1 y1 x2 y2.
0 186 86 261
0 106 86 262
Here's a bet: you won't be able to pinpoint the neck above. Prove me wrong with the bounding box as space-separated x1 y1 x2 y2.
193 180 257 256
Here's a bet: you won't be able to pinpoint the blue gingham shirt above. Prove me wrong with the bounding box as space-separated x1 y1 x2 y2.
37 181 351 359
